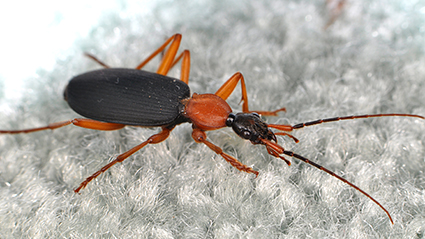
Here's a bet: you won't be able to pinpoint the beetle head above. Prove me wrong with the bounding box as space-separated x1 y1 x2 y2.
226 112 276 144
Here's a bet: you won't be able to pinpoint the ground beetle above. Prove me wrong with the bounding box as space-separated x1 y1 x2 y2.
1 34 424 224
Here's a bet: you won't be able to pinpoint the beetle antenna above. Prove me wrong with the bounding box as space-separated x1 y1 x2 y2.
282 150 394 224
291 113 424 130
259 137 394 223
268 113 424 133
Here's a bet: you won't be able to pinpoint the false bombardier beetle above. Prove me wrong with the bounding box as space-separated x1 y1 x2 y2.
1 34 424 224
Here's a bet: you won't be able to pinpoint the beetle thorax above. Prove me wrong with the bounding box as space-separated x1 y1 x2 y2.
184 93 232 131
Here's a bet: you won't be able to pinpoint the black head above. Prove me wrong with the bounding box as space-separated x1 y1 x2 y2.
226 112 276 144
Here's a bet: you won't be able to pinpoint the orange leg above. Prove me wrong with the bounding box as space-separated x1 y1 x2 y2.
84 34 191 83
265 146 291 166
74 127 172 193
274 132 299 143
259 138 291 166
169 50 191 84
191 128 258 176
214 72 286 116
135 34 182 75
0 118 125 134
267 124 293 132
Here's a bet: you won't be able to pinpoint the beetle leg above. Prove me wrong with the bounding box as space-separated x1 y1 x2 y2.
83 34 187 77
136 34 190 83
0 119 125 134
260 138 292 166
135 34 182 75
215 72 248 110
265 145 291 166
83 53 110 68
267 124 299 143
191 128 259 176
214 72 286 116
74 127 172 193
254 108 287 116
0 120 73 134
273 132 299 143
169 50 191 84
70 118 126 131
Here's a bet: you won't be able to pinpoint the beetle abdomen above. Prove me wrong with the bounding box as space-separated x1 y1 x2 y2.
64 68 191 126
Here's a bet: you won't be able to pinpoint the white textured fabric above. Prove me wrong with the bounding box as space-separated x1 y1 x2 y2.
0 0 424 238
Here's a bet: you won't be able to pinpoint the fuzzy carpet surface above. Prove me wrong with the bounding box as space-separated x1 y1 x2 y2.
1 0 425 238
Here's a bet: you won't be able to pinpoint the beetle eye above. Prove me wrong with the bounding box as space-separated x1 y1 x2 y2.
226 113 236 127
242 130 251 139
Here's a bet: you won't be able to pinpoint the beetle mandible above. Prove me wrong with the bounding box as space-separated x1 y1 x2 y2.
1 34 424 224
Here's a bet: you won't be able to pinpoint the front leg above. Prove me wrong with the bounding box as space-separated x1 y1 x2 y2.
191 128 258 176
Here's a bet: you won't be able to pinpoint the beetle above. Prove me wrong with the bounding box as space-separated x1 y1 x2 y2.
1 34 424 224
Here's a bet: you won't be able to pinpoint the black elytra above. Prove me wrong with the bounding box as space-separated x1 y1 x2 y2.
64 68 191 127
